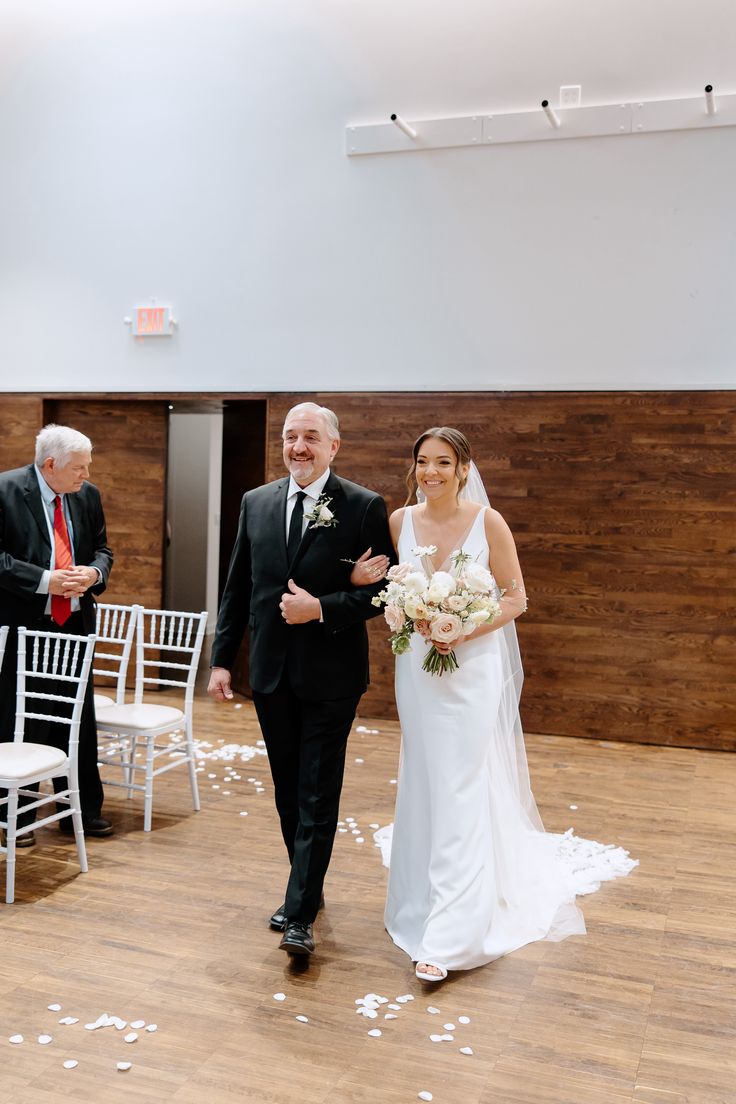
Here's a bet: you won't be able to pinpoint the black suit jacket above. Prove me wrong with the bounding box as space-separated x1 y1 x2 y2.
0 464 113 633
211 471 393 700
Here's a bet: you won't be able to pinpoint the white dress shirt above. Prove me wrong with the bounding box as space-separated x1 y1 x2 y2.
284 468 331 542
34 464 82 614
284 467 331 623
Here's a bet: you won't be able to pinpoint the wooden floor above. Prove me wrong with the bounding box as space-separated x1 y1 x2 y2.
2 694 735 1104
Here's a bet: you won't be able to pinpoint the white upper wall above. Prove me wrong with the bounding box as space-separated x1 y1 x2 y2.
0 0 734 392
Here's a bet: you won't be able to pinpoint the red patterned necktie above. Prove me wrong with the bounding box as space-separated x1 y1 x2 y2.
51 495 73 626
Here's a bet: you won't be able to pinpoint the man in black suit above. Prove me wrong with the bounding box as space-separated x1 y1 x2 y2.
0 424 114 844
208 402 392 958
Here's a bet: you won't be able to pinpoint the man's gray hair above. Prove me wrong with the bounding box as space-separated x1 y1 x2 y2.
35 424 93 467
283 402 340 441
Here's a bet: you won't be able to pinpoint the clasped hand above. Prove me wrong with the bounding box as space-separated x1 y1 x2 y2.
49 566 98 597
280 579 321 624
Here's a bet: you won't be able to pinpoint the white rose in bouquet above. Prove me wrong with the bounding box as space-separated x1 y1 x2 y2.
403 572 428 595
468 607 496 625
462 561 495 594
404 594 430 620
426 571 455 604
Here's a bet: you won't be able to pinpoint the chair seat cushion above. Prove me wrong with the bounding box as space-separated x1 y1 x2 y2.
0 742 68 780
94 693 115 709
97 703 184 731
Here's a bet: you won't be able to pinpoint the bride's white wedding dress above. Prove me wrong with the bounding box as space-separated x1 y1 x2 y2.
375 506 636 972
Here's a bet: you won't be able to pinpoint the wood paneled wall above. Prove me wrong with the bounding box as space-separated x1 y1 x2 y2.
266 393 736 751
0 396 43 472
44 400 168 610
1 391 733 750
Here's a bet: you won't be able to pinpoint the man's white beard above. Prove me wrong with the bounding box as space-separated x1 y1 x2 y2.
289 459 315 483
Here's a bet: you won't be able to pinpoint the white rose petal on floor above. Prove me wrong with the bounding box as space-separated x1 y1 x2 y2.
427 1006 440 1014
418 1092 433 1101
9 1035 23 1044
124 1032 138 1043
460 1046 474 1055
367 1028 382 1037
38 1035 53 1044
443 1022 455 1030
457 1015 470 1024
130 1020 145 1029
63 1059 79 1069
295 1015 309 1023
47 1003 62 1012
273 993 286 1002
116 1062 132 1071
144 1024 158 1032
429 1034 443 1043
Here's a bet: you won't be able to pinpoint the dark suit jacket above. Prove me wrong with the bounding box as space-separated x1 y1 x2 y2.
0 464 113 634
211 471 393 700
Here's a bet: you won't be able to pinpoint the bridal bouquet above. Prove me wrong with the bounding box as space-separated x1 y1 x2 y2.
372 547 501 675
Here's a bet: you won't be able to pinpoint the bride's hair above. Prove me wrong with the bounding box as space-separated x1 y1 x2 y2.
405 427 472 505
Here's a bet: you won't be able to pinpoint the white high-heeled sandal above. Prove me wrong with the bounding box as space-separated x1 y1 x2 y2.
415 962 448 982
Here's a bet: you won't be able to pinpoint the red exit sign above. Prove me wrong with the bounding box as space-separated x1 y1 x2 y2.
131 305 174 336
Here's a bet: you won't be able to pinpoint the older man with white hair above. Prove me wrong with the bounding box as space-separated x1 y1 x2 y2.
209 402 392 960
0 424 114 845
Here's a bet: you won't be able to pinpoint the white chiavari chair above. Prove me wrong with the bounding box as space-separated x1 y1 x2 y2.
0 627 95 904
92 602 140 712
96 607 207 831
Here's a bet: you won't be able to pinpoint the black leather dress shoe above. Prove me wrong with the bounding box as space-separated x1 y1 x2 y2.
60 816 113 838
269 894 325 932
279 921 315 956
1 829 36 848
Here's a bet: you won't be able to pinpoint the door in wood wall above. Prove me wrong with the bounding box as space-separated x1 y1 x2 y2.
219 400 267 695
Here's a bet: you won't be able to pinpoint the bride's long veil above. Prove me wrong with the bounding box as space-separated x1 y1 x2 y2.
460 462 545 832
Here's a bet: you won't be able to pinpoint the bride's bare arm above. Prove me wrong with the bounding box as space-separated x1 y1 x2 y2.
349 508 403 586
462 509 527 642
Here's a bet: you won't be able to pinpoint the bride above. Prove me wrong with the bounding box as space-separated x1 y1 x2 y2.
352 426 636 982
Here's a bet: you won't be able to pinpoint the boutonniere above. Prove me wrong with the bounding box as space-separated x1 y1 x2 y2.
305 494 338 529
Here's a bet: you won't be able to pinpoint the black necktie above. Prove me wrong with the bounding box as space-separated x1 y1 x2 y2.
287 491 306 562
